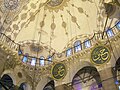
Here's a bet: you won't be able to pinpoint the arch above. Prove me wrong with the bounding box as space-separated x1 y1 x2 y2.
18 82 31 90
68 61 94 83
0 74 14 89
36 77 54 90
74 40 82 53
72 66 101 90
1 70 16 85
43 80 55 90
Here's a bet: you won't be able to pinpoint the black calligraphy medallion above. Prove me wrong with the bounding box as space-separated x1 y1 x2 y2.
91 45 111 65
51 63 67 80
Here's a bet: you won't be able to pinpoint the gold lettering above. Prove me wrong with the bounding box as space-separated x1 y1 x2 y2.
54 66 65 78
100 49 109 61
92 48 109 62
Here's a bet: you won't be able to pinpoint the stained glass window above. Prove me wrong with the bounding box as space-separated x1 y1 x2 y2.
48 55 52 64
84 39 91 48
19 83 27 90
119 86 120 90
40 56 45 66
31 57 36 66
66 48 72 57
116 21 120 30
107 29 114 37
18 49 22 55
22 54 28 63
74 40 82 52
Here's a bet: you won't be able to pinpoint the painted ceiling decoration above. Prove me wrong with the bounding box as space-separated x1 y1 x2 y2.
45 0 70 12
0 0 29 33
4 0 19 10
0 0 119 53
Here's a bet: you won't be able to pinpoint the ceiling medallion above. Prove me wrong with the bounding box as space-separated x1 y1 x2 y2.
30 44 43 53
45 0 70 12
4 0 19 10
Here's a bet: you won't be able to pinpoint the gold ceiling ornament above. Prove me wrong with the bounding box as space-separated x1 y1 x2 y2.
51 23 56 30
13 24 19 30
21 13 27 20
40 21 45 28
71 4 89 17
67 10 80 29
50 14 56 37
6 27 12 32
30 3 37 9
44 0 70 12
61 15 68 36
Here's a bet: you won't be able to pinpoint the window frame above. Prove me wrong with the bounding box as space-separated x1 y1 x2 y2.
66 47 73 57
74 40 82 53
31 57 36 66
84 39 91 48
106 28 114 37
22 53 29 63
40 56 45 66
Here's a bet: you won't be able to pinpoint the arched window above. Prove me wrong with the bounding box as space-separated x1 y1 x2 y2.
0 74 14 90
18 49 22 55
40 56 45 66
74 40 82 52
19 83 27 90
48 55 52 64
107 29 114 37
84 39 91 48
31 57 36 66
66 48 72 57
22 53 28 63
43 80 55 90
116 21 120 30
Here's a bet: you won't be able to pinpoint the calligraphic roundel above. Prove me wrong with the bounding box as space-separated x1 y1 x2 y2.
90 45 111 66
51 62 67 80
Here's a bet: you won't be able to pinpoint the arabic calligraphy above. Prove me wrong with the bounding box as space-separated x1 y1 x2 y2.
52 63 66 80
91 45 111 65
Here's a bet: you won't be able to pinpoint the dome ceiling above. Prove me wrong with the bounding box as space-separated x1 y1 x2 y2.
0 0 118 52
